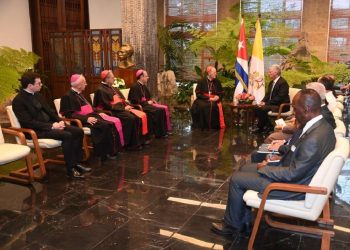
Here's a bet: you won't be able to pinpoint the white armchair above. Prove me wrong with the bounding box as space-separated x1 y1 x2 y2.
190 83 198 106
243 136 349 250
0 125 34 184
6 106 64 180
268 87 301 119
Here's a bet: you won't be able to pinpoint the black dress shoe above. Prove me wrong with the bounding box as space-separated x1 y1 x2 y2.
75 164 92 173
211 222 239 236
67 168 85 179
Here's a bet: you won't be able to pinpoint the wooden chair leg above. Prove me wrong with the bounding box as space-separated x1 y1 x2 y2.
321 233 331 250
25 154 34 182
318 200 334 226
82 135 90 160
248 206 265 250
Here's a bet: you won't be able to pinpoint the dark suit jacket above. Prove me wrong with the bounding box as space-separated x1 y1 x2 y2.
321 105 336 129
259 118 336 199
12 90 60 132
262 76 290 106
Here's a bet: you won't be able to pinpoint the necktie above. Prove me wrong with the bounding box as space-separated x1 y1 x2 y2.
269 81 276 101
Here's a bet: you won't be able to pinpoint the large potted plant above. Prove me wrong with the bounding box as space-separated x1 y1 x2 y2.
0 46 40 122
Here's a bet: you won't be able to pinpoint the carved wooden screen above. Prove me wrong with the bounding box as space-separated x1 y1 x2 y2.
49 29 122 98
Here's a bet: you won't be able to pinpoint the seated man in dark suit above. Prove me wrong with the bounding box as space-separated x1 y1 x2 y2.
253 64 290 133
251 81 337 164
12 72 89 179
212 89 336 238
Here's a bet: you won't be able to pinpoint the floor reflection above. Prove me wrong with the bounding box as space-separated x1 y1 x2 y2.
0 110 349 249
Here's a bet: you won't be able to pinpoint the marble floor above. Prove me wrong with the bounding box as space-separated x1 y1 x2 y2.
0 111 349 250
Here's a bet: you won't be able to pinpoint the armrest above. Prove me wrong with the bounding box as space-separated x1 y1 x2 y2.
276 103 291 119
1 128 27 145
256 182 327 213
61 118 83 128
8 127 39 141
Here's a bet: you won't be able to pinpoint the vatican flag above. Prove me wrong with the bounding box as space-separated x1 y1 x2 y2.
248 19 265 103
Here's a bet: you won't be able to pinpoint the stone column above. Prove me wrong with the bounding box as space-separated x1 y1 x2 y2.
301 0 331 62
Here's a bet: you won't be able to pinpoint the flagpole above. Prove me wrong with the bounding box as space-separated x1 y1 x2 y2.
239 0 242 18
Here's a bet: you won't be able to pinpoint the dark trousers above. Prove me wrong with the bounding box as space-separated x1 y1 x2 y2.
224 170 269 230
36 125 84 173
254 105 279 130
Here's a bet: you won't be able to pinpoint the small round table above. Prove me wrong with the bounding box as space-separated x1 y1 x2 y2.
228 103 257 127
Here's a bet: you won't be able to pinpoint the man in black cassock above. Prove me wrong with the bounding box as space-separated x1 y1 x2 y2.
12 72 88 178
93 70 145 149
60 74 119 161
128 69 168 138
190 66 225 129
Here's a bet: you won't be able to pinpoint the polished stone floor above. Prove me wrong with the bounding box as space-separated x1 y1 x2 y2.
0 111 350 250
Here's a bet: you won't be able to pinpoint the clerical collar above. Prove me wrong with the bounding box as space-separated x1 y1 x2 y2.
137 80 144 85
23 89 35 95
71 87 81 94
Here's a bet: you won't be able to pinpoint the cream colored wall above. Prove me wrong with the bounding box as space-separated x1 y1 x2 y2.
88 0 122 29
0 0 32 51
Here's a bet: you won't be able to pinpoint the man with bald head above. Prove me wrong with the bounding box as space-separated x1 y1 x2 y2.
190 65 225 129
212 89 336 238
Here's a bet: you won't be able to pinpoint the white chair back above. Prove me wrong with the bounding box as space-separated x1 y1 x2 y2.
90 93 95 104
120 88 130 100
6 106 21 129
53 99 62 118
288 88 301 112
193 83 198 100
305 137 349 216
0 125 4 144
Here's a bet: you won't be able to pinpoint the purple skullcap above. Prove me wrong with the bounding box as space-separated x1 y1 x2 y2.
136 69 144 78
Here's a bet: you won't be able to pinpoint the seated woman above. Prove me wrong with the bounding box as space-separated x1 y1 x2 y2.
93 70 148 149
60 74 120 161
190 66 225 129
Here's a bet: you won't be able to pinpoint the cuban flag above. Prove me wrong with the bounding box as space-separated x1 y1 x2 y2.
234 18 249 99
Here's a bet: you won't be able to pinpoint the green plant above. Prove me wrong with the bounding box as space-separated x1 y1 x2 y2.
0 46 40 104
173 80 196 105
157 22 192 76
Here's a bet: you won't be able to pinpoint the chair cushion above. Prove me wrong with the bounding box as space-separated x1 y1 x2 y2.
243 190 318 220
83 127 91 135
0 144 31 165
26 139 62 149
